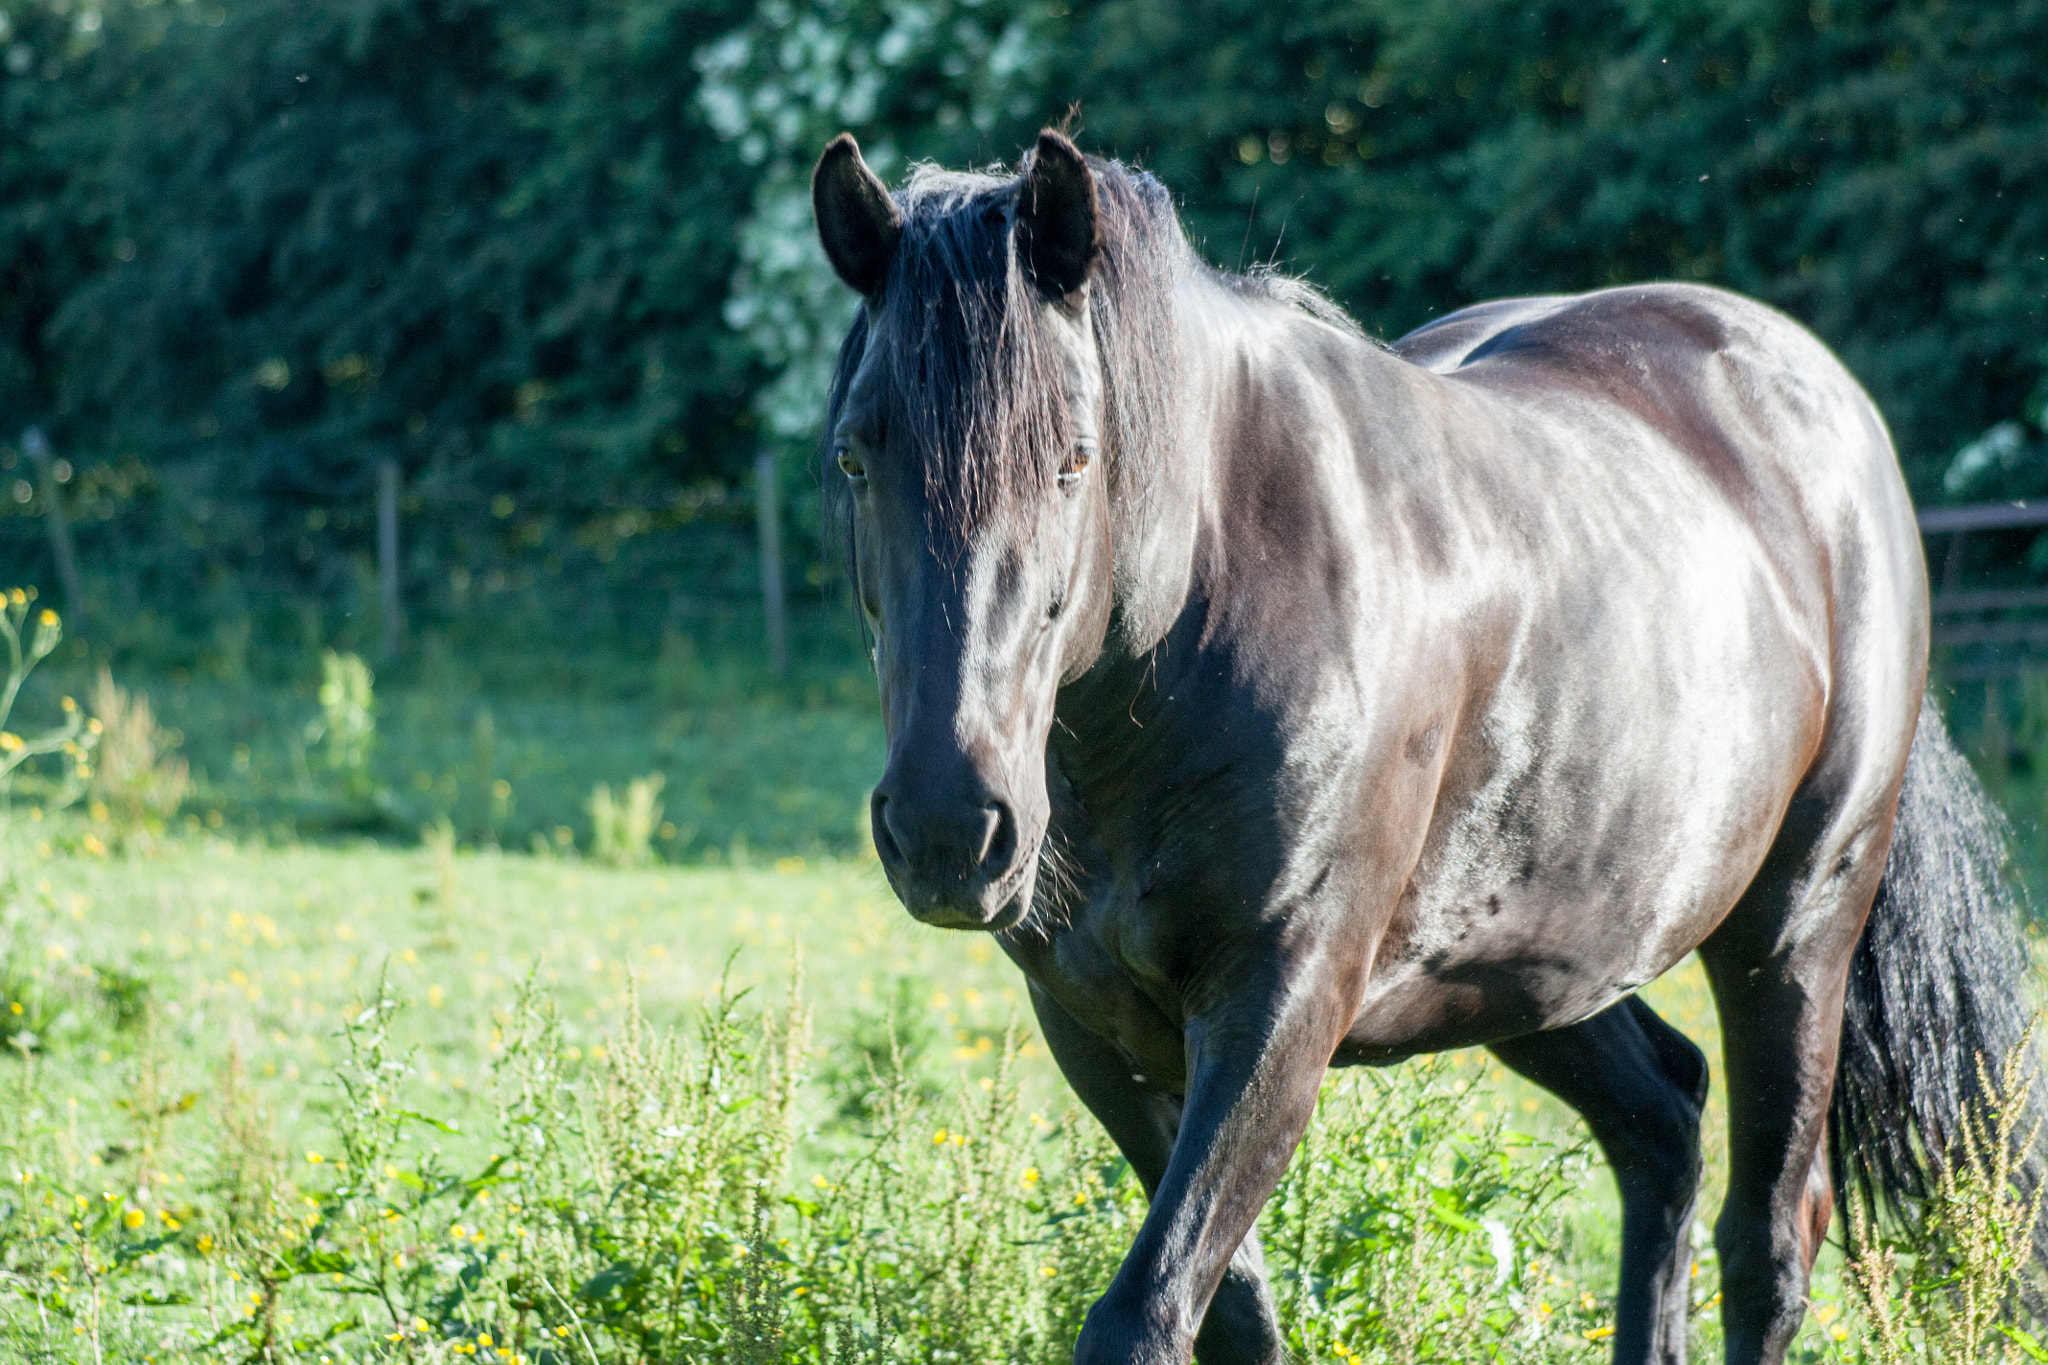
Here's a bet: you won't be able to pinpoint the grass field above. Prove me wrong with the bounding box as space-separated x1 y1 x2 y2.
1 824 1882 1364
2 651 2037 1362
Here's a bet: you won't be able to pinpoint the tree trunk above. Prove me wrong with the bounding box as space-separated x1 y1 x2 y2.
377 457 403 661
755 448 788 677
21 428 85 636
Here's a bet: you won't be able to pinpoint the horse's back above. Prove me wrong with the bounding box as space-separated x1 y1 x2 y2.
1339 284 1927 1043
1395 283 1920 635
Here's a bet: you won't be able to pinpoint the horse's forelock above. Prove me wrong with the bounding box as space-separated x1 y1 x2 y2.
846 157 1185 538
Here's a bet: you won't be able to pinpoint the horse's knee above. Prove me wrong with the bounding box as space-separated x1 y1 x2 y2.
1074 1259 1277 1365
1606 1086 1704 1206
1713 1202 1816 1360
1075 1286 1191 1365
1194 1257 1283 1365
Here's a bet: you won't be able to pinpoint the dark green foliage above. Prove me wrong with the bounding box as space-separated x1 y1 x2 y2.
0 0 2042 675
1054 0 2048 494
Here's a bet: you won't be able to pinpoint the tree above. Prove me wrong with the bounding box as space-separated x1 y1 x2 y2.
1053 0 2048 493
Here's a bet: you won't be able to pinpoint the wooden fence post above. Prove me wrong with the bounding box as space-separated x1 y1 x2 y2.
377 456 403 661
21 428 86 634
755 448 788 677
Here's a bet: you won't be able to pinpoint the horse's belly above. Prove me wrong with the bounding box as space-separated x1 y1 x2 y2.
1338 616 1825 1058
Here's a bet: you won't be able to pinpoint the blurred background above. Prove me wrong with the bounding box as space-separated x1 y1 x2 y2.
1 0 2045 863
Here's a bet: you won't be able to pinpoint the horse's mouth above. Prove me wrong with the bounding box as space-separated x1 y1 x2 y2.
897 851 1038 933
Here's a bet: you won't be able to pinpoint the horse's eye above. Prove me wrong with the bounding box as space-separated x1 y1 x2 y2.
837 447 867 482
1059 440 1095 489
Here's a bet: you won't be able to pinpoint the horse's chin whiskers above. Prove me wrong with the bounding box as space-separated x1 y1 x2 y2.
1026 823 1082 935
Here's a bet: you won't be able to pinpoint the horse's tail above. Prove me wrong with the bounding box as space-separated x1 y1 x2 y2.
1829 695 2043 1252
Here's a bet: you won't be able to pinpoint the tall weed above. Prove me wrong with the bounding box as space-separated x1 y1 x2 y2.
1269 1061 1606 1363
1840 1028 2048 1363
0 587 96 817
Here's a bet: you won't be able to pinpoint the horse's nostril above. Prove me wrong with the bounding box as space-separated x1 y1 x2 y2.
981 801 1018 875
874 782 1025 904
871 791 905 868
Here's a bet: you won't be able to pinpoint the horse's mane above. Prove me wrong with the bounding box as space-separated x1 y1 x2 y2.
820 151 1359 535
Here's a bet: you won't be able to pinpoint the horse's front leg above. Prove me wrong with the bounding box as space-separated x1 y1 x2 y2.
1030 985 1285 1365
1074 960 1352 1365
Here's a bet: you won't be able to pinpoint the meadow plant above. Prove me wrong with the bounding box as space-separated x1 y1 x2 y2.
588 774 664 867
86 667 192 839
307 650 378 797
0 586 98 817
420 815 460 918
1267 1059 1606 1364
0 873 51 1057
1840 1027 2048 1364
0 957 1616 1364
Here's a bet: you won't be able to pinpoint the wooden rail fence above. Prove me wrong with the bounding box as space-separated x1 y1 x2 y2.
1918 501 2048 679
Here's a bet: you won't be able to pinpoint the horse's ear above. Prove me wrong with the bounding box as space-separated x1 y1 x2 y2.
1017 129 1099 300
813 133 902 296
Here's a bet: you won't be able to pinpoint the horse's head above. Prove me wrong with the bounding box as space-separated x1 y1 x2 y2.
812 130 1117 931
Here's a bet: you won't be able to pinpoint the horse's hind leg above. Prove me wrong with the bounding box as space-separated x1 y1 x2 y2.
1698 788 1893 1365
1491 995 1708 1365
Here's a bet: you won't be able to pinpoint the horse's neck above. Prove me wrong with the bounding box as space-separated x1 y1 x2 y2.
1101 275 1394 663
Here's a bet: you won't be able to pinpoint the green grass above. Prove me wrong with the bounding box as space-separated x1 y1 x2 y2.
0 824 1889 1364
5 655 2037 1362
9 840 1031 1129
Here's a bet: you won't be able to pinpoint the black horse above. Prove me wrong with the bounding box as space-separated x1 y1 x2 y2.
810 129 2038 1365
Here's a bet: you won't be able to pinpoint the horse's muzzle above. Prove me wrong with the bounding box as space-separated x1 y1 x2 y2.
869 784 1038 930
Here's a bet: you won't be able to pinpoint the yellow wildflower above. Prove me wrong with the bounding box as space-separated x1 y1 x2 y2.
123 1208 144 1229
0 733 21 752
1021 1167 1040 1187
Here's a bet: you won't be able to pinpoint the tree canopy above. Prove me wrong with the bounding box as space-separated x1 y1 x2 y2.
1 0 2041 664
